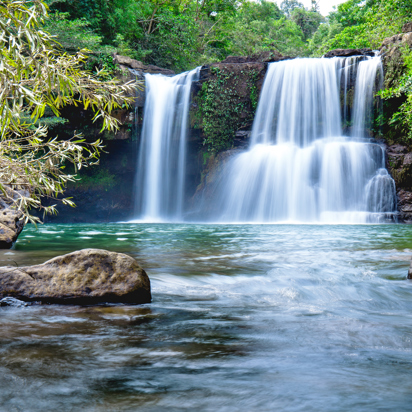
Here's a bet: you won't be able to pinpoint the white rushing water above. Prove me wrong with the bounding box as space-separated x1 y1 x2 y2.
205 56 397 223
134 67 200 221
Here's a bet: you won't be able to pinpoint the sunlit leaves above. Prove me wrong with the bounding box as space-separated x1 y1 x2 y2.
0 0 138 223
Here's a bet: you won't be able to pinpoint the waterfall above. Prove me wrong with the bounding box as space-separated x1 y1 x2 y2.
203 56 397 223
134 67 200 221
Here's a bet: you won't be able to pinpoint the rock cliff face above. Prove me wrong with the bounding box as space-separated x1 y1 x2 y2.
380 29 412 89
190 51 289 154
386 144 412 222
43 51 283 223
380 24 412 221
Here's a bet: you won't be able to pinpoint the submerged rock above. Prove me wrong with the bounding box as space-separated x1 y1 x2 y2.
0 297 29 307
408 260 412 279
0 249 151 305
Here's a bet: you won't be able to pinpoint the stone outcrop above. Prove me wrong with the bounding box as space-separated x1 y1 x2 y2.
113 54 175 76
0 249 151 304
192 59 268 154
0 188 26 249
380 28 412 88
0 207 24 249
386 144 412 222
381 32 412 51
403 22 412 33
408 259 412 279
199 61 267 97
380 27 412 221
324 48 374 58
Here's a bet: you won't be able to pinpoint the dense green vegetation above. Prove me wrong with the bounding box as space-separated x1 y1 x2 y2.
309 0 412 55
41 0 412 147
43 0 412 72
0 0 135 222
43 0 324 72
196 66 261 152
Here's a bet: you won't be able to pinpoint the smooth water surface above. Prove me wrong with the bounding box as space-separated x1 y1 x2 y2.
1 223 412 411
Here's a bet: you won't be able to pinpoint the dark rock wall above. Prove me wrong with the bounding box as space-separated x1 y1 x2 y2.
380 28 412 221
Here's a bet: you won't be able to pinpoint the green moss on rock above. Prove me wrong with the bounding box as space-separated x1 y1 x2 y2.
194 63 266 153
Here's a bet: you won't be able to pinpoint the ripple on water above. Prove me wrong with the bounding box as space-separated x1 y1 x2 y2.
2 223 412 411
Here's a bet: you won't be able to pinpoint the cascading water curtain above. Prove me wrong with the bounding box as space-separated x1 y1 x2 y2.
134 67 200 222
201 56 397 223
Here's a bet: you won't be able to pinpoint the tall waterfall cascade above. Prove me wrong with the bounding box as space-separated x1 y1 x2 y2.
134 67 200 221
206 55 397 223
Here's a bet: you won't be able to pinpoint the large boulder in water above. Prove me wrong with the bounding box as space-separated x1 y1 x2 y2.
0 249 151 304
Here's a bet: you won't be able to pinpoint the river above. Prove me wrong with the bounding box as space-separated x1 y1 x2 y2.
1 223 412 411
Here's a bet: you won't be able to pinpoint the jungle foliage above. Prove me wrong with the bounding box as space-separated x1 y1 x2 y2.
0 0 136 222
43 0 323 72
42 0 412 70
309 0 412 55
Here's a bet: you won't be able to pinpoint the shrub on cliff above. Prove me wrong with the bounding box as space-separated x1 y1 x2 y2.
379 46 412 144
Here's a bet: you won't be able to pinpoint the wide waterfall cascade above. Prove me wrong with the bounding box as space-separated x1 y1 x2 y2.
134 67 200 221
206 56 397 223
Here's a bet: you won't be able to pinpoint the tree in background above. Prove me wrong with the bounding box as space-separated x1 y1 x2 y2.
280 0 304 17
44 0 317 70
0 0 136 223
42 0 412 70
220 0 307 57
309 0 412 55
291 7 323 41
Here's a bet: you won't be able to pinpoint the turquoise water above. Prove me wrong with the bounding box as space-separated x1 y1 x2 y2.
1 223 412 411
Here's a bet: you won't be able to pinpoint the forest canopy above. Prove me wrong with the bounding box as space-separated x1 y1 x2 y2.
42 0 412 72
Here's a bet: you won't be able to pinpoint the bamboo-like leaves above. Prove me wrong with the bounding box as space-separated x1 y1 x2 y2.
0 0 139 222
